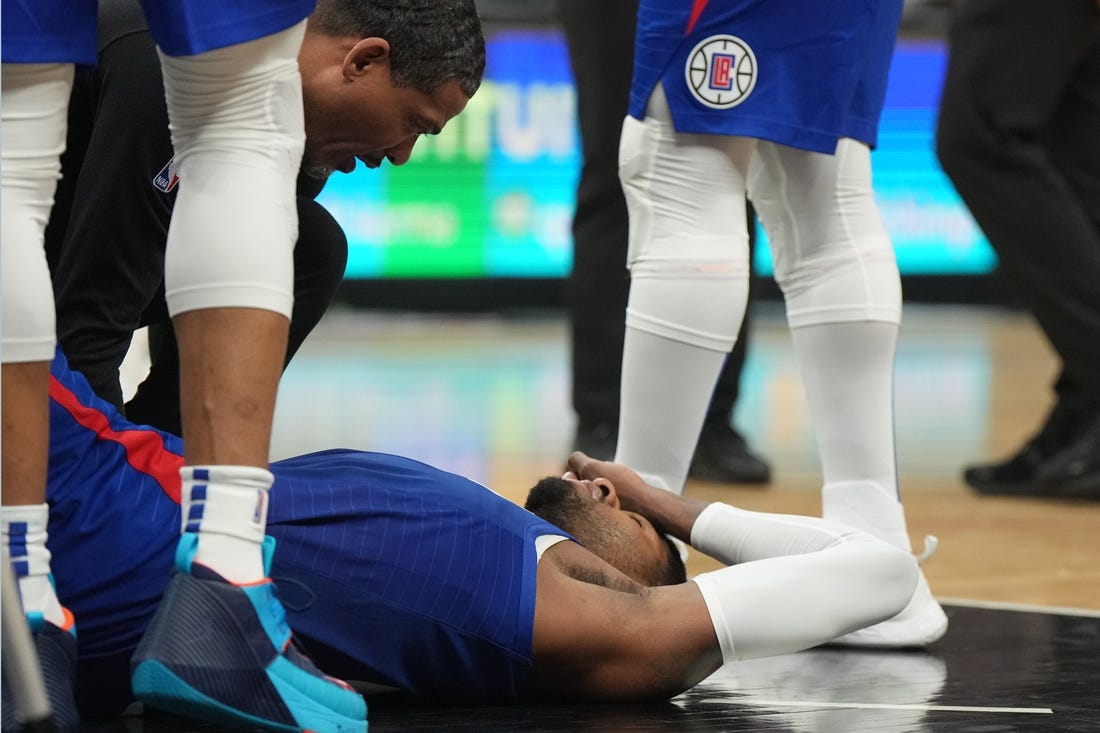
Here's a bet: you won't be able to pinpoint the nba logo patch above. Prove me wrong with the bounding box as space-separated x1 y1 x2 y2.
685 35 757 109
253 489 267 524
153 156 179 193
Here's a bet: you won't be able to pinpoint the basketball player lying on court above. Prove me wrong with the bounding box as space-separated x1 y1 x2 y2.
44 350 918 718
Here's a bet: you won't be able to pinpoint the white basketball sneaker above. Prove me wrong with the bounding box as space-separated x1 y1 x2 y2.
821 482 949 648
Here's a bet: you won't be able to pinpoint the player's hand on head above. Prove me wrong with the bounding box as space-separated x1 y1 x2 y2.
565 451 654 514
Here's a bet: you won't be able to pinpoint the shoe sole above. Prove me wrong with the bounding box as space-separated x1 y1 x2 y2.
828 604 948 649
134 660 302 732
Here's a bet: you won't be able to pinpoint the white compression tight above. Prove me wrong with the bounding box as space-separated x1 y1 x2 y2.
690 503 918 662
160 22 307 319
1 63 74 363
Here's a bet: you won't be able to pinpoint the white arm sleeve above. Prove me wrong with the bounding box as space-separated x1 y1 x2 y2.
689 503 917 662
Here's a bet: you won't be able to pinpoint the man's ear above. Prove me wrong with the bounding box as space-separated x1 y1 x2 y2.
344 37 391 79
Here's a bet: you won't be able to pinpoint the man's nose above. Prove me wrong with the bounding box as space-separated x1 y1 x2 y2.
385 137 419 166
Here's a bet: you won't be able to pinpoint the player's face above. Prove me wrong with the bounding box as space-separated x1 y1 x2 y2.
524 476 675 587
300 36 470 176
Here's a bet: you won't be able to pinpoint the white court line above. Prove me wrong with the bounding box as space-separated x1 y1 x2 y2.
938 597 1100 619
729 700 1053 714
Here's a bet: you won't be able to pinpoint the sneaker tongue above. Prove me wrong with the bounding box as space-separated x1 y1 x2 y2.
915 535 939 566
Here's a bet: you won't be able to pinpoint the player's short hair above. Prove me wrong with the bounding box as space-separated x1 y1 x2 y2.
310 0 485 98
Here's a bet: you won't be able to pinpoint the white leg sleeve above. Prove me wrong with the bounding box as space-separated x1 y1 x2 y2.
1 63 73 363
615 328 731 493
613 84 753 493
160 22 307 319
791 321 901 498
749 138 906 533
690 503 918 662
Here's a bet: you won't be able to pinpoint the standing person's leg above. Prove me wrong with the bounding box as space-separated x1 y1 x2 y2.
561 1 768 482
561 0 637 458
1 61 82 730
125 195 349 434
1 62 72 628
936 0 1100 496
1035 27 1100 495
614 85 755 494
1 8 104 729
160 27 299 578
128 15 366 732
47 26 176 417
749 137 946 646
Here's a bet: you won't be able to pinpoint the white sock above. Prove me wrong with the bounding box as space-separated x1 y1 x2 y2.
181 465 272 583
2 503 67 627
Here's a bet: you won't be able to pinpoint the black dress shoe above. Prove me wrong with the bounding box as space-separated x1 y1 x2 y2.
689 422 771 485
1035 414 1100 499
963 439 1051 496
964 393 1096 496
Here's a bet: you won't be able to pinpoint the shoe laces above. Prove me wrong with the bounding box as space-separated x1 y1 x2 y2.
283 637 356 692
915 534 938 566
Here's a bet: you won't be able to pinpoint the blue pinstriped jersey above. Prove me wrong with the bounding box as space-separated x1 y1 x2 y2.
45 350 569 713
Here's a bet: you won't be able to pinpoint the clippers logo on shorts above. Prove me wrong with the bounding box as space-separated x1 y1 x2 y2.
685 35 757 109
153 156 179 193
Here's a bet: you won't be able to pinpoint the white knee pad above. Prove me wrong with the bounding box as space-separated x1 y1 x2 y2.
619 84 755 350
749 138 901 328
1 63 74 363
625 276 748 352
160 22 307 318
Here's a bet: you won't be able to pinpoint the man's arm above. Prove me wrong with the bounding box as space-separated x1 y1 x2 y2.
546 451 919 687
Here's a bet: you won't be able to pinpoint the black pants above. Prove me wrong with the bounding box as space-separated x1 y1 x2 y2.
121 198 347 435
44 21 347 436
936 0 1100 405
559 0 757 430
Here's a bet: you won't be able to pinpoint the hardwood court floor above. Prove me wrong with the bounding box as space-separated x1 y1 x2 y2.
264 302 1100 612
99 302 1099 732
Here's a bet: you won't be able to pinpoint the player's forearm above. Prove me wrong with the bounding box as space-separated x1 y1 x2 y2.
564 451 715 541
633 486 711 545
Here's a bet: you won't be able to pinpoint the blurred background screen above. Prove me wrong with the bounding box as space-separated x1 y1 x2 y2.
324 1 994 304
